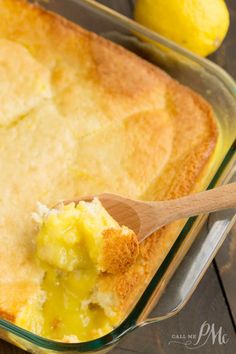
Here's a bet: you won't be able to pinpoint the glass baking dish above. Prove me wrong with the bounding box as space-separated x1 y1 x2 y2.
0 0 235 352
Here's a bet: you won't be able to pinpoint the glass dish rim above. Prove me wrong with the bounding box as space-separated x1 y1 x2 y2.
1 0 236 351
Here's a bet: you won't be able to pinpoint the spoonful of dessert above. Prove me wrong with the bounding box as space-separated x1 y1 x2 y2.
64 182 236 242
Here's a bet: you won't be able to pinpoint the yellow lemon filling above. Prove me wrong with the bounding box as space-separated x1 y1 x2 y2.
16 199 139 342
36 200 118 272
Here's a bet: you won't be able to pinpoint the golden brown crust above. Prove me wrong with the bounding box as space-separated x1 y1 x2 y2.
0 310 15 323
0 0 218 333
0 281 40 321
100 228 139 274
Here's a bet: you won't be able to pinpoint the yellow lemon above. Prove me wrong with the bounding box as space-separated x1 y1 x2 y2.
134 0 230 56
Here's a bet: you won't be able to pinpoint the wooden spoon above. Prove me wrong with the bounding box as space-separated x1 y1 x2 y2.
65 182 236 242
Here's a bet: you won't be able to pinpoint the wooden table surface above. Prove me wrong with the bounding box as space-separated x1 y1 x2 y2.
1 0 235 353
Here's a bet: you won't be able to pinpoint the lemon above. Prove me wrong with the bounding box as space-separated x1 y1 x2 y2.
134 0 229 57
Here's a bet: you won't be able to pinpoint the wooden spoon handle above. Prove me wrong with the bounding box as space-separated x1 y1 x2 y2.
151 182 236 225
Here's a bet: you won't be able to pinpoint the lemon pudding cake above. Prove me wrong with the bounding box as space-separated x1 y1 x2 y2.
17 199 139 341
0 0 218 343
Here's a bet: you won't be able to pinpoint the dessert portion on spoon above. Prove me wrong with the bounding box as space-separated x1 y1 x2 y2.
16 198 139 342
35 198 139 274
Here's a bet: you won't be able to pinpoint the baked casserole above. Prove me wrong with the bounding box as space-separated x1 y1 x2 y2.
0 0 218 343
